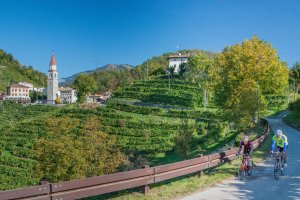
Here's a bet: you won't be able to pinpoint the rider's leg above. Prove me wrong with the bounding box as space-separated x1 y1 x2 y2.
284 145 288 164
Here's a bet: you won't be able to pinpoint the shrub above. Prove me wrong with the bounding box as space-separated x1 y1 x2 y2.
289 99 300 112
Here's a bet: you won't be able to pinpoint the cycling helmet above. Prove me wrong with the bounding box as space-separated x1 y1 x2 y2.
276 130 282 137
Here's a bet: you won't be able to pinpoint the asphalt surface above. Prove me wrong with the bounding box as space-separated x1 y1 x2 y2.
182 112 300 200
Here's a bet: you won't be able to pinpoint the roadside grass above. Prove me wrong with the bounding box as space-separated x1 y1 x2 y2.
88 129 273 200
283 111 300 131
265 108 288 118
283 111 300 121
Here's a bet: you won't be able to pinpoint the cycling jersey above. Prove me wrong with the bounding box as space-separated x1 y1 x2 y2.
239 141 253 154
271 134 288 151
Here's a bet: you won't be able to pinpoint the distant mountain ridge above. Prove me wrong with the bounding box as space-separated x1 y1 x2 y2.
59 64 134 85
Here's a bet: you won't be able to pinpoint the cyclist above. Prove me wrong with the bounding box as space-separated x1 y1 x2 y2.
270 130 288 166
237 135 253 167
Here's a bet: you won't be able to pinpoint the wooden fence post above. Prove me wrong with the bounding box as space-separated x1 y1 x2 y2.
141 165 150 194
198 154 204 177
39 180 49 185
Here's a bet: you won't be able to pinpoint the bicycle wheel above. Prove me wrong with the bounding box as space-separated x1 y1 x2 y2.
280 158 284 176
247 160 253 176
238 165 244 180
274 160 280 180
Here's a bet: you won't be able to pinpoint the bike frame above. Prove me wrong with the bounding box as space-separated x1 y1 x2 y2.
238 154 252 179
273 151 284 180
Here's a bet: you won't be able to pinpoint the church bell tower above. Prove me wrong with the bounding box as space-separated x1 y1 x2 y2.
47 53 58 104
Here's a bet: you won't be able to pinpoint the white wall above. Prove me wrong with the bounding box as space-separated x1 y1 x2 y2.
168 58 188 73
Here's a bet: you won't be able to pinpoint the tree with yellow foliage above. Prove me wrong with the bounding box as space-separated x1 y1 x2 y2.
213 36 289 128
34 116 126 182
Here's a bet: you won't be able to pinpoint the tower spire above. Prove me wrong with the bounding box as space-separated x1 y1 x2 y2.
50 52 56 66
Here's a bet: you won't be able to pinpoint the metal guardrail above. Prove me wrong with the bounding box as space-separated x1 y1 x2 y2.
0 119 269 200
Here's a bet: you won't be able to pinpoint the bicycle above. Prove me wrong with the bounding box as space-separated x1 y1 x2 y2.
237 153 253 180
272 151 285 180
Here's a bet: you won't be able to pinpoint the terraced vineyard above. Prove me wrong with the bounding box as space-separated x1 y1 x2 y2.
112 78 204 108
0 103 58 190
0 78 236 191
0 100 233 191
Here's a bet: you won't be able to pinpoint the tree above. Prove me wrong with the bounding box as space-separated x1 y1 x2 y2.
213 36 289 128
186 53 213 84
175 119 196 158
73 74 97 103
186 53 214 108
34 116 126 182
55 97 61 104
290 62 300 95
178 62 187 77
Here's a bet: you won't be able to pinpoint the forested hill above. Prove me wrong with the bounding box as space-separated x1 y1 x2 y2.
61 49 217 93
0 49 47 91
60 64 134 86
134 49 217 78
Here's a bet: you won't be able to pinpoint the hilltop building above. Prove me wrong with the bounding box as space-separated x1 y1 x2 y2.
47 53 59 104
167 53 190 73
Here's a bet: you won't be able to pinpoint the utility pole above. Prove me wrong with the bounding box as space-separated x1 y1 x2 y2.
257 81 260 131
146 61 149 79
199 71 208 111
204 88 207 112
294 80 297 102
166 69 171 90
286 85 289 107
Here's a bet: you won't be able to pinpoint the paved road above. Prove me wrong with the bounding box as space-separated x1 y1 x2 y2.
182 113 300 200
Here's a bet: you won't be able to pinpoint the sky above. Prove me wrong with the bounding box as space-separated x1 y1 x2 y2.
0 0 300 78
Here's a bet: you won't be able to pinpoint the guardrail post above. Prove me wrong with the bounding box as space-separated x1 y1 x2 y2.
141 165 150 194
40 180 51 198
40 180 49 185
197 154 205 177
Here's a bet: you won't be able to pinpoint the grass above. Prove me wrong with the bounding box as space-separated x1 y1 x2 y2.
283 111 300 131
86 129 273 200
284 111 300 121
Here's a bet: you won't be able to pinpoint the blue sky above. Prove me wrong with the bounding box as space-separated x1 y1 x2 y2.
0 0 300 78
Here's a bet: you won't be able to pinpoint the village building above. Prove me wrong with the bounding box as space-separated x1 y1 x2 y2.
18 82 33 90
167 53 190 73
86 92 111 103
2 84 31 103
58 87 77 104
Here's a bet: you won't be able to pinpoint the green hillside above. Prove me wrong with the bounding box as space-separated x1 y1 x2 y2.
0 97 233 190
61 49 217 93
134 49 217 78
0 49 47 92
112 78 204 108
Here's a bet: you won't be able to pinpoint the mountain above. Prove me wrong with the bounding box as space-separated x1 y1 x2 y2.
0 49 47 92
59 64 134 85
